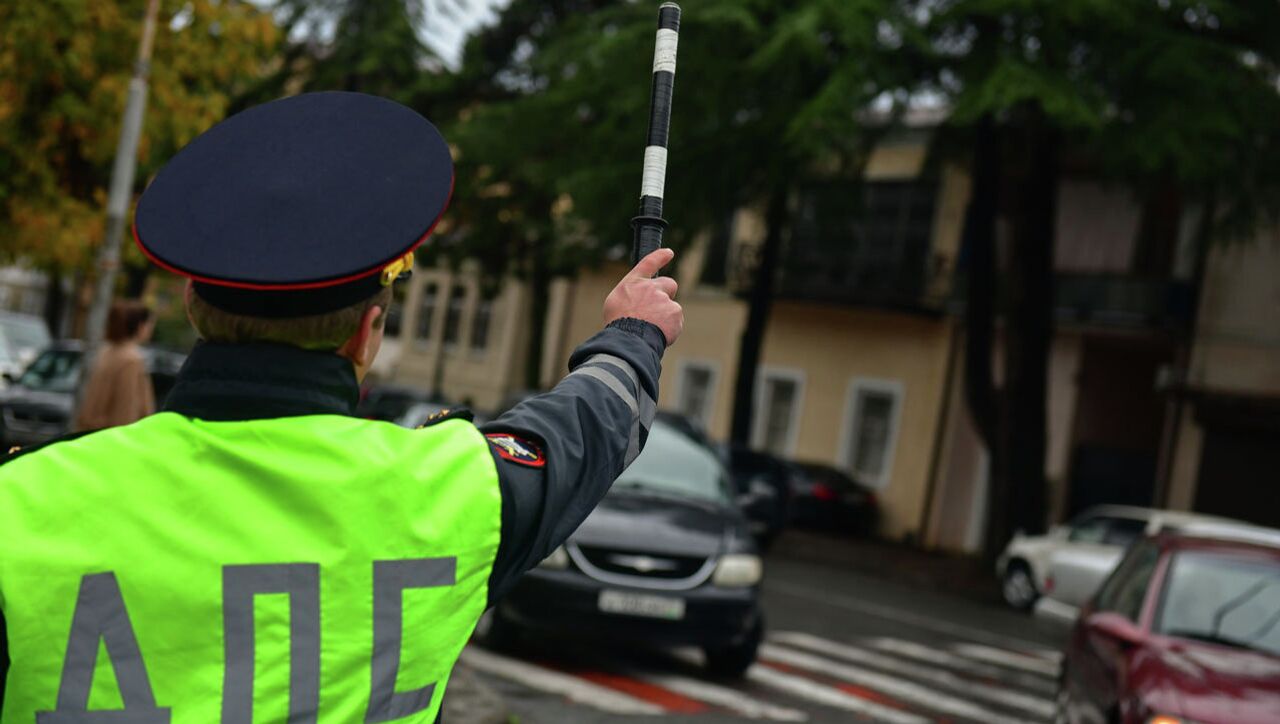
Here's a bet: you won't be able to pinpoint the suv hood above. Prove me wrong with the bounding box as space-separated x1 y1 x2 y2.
571 490 745 558
0 386 72 412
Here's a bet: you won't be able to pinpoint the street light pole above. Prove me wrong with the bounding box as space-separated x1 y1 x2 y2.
82 0 161 352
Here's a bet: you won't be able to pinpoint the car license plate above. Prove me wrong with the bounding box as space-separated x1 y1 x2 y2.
598 590 685 620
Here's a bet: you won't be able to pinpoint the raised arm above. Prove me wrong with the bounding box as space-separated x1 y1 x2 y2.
481 249 682 604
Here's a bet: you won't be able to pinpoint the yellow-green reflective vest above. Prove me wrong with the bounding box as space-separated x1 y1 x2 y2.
0 411 501 723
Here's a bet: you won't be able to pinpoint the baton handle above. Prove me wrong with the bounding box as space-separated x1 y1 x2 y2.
632 2 680 267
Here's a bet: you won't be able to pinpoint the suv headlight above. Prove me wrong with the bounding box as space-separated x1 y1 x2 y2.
712 554 762 587
537 545 570 570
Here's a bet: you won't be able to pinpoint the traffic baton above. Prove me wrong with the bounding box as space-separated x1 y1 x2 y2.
631 2 681 267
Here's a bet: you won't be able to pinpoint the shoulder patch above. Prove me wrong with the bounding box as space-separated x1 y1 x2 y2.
416 407 474 428
485 433 546 468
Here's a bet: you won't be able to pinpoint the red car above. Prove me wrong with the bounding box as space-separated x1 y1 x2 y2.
1059 523 1280 724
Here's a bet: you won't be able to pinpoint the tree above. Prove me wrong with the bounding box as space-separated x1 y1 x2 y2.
928 0 1280 558
0 0 279 330
440 0 920 394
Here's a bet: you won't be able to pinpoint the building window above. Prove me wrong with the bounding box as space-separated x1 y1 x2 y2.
442 285 467 347
752 368 804 457
470 297 493 353
841 379 904 489
416 283 439 341
676 360 718 429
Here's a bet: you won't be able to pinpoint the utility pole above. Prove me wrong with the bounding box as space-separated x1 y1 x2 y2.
82 0 160 352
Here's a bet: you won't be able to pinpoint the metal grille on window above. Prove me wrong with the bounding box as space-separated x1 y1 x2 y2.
470 298 492 353
679 365 713 427
416 283 438 341
851 390 894 481
760 377 798 456
443 286 467 347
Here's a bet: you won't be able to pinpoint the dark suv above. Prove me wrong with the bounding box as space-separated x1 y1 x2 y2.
481 417 765 676
0 341 186 447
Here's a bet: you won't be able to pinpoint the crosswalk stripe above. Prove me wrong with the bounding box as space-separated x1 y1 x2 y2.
459 648 663 715
747 664 930 724
578 671 708 713
639 673 809 721
952 642 1062 677
761 643 1031 724
868 636 1058 695
772 632 1056 719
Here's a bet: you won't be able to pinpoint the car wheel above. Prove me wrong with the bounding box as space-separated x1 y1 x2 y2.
473 608 519 651
1002 561 1039 610
704 617 763 678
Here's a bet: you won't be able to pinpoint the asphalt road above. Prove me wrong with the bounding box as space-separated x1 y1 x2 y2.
450 551 1073 723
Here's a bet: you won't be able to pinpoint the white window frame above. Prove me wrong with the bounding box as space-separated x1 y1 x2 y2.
838 378 905 490
674 358 720 430
751 366 806 457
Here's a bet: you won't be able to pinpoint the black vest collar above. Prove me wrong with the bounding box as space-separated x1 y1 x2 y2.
163 341 360 421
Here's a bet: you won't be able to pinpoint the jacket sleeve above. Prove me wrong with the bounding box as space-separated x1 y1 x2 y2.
481 318 665 606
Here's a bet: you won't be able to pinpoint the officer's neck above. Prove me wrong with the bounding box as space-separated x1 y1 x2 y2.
163 341 361 422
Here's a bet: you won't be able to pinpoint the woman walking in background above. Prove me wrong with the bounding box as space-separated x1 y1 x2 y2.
74 300 155 432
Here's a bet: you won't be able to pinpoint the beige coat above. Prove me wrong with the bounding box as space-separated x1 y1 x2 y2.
74 342 155 432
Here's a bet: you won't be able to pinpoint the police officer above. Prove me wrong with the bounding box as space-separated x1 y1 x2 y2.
0 92 682 722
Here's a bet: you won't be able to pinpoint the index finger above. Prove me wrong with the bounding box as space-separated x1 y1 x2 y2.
628 248 676 279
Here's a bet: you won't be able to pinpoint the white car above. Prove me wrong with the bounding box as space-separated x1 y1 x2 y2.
996 505 1232 611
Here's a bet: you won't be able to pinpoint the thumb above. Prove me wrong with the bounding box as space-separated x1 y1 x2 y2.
628 248 676 279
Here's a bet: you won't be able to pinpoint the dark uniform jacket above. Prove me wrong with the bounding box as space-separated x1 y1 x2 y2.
0 317 666 709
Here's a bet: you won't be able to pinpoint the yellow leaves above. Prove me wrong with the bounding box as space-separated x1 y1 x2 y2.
0 0 278 271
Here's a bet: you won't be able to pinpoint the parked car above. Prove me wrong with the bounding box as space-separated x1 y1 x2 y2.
356 383 439 422
0 312 51 386
0 341 186 447
788 461 879 536
999 505 1218 611
722 444 793 549
1032 510 1241 624
1058 522 1280 724
480 417 764 677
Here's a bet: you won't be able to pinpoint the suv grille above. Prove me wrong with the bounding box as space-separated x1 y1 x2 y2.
568 544 716 590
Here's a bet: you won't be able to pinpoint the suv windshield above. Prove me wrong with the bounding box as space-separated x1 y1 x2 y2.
16 349 81 393
614 421 732 504
1156 549 1280 657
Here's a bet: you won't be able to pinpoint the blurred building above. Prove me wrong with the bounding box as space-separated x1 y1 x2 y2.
387 129 1279 547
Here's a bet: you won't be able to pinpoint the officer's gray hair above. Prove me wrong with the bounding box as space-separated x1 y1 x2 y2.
186 286 394 350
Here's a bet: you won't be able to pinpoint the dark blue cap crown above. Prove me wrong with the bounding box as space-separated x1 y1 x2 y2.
134 92 454 317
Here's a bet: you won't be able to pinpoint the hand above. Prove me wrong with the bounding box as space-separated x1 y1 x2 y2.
603 248 683 346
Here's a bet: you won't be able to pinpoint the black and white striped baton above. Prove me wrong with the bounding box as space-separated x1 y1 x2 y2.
631 2 681 266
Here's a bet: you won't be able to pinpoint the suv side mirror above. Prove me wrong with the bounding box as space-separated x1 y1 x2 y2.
1086 612 1143 648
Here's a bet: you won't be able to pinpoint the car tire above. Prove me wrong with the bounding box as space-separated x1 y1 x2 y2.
704 617 763 678
473 608 520 652
1002 560 1039 611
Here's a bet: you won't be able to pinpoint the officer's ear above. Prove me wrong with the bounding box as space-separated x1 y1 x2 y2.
338 304 385 378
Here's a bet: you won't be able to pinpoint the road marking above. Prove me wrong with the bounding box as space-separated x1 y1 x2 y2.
747 664 930 724
460 648 662 715
638 673 809 721
868 636 1058 695
952 642 1062 677
761 643 1033 724
578 671 708 713
768 579 1053 651
771 633 1056 720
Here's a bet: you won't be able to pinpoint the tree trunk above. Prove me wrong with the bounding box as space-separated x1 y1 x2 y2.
962 115 1000 451
42 265 66 337
729 185 789 446
988 110 1059 557
523 235 552 390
